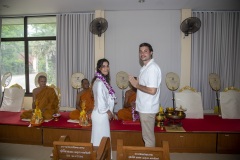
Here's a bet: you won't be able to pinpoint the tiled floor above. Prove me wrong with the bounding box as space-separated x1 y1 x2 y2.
0 143 240 160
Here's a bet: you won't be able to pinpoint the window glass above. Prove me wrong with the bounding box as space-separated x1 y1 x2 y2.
1 18 24 38
28 17 56 37
1 16 56 94
1 41 26 90
29 40 56 92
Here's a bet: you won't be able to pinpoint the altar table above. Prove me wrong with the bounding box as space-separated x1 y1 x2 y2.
0 111 240 153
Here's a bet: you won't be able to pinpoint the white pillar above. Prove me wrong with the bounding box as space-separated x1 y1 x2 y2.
180 9 192 89
94 10 105 68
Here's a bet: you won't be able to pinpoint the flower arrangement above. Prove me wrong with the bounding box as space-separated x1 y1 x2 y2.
30 100 43 126
132 104 139 122
95 72 116 99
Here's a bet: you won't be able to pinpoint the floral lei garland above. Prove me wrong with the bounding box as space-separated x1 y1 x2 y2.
95 72 116 99
132 106 140 122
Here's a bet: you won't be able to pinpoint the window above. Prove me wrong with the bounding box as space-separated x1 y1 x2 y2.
1 16 56 95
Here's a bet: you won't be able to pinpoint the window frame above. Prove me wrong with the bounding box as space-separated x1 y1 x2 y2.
1 16 56 96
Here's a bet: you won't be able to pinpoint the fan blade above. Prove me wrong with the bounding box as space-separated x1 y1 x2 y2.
89 18 108 37
180 17 201 36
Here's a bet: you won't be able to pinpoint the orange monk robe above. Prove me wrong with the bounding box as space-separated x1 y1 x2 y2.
69 88 94 120
20 86 59 120
117 92 136 120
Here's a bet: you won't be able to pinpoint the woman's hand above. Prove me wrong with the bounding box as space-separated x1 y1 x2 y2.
107 110 113 120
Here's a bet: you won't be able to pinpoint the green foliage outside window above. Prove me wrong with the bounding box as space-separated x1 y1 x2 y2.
1 16 56 92
1 41 25 75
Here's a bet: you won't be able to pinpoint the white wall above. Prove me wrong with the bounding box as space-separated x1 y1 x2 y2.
105 10 181 111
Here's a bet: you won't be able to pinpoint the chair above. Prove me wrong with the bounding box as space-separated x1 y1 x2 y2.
52 135 110 160
0 83 25 112
117 139 170 160
175 86 204 118
9 83 23 89
220 87 240 119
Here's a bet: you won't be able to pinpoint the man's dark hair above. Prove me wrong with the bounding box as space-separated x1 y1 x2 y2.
139 43 153 52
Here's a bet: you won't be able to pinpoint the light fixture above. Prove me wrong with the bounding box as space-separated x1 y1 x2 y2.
138 0 145 3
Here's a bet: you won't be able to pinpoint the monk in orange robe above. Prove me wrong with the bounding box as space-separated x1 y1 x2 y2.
20 75 59 120
117 82 137 120
69 79 94 120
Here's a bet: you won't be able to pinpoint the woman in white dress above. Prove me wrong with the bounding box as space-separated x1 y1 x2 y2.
91 58 115 147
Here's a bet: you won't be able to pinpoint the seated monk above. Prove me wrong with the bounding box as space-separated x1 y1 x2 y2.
20 75 59 120
69 78 94 120
117 80 137 121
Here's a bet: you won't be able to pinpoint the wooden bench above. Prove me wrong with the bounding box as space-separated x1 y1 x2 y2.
117 139 170 160
52 135 110 160
96 136 111 160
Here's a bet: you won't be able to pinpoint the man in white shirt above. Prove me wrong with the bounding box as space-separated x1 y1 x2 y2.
129 42 161 147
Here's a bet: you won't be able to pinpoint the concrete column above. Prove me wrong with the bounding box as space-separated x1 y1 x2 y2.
94 10 105 68
180 9 192 89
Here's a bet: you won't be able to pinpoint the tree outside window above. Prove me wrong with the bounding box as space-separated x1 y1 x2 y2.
1 16 56 94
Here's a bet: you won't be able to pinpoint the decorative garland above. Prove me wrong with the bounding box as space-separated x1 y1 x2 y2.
95 72 116 99
132 104 139 122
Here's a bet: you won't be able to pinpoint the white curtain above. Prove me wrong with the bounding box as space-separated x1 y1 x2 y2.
0 18 2 104
57 13 94 108
191 11 240 110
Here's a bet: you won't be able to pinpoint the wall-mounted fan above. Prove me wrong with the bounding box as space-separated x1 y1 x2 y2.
89 17 108 37
180 17 201 36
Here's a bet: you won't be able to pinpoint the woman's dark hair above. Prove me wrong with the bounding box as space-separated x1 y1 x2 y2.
92 58 111 85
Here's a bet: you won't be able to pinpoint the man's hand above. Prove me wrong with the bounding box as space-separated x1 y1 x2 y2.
129 74 157 95
129 75 138 88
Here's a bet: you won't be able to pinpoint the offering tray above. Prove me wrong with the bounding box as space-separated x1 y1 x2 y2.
165 113 186 120
53 113 61 121
165 107 186 127
79 123 92 127
30 119 43 127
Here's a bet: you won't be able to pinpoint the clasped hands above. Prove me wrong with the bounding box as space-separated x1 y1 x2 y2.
129 75 138 88
107 110 114 121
